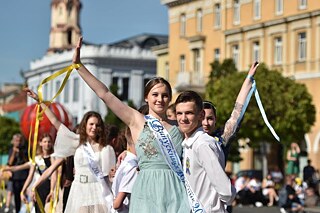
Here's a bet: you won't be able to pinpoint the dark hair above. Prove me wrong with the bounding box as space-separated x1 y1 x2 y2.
105 124 119 144
175 91 203 112
79 111 106 147
138 104 149 115
167 103 176 113
144 77 172 101
203 101 217 118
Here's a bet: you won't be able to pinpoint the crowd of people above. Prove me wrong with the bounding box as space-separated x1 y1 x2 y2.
233 146 320 213
0 36 319 213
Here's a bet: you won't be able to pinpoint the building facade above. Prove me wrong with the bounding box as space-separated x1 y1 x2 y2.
22 0 167 125
159 0 320 172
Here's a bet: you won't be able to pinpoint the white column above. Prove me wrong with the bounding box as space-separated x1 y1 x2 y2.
130 70 144 107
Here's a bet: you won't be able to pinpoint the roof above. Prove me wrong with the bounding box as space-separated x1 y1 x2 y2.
108 33 168 50
1 90 27 113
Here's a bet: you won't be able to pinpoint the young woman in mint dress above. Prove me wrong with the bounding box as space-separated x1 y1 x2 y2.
73 37 190 213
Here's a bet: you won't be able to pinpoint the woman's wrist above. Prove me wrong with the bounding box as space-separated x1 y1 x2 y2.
246 74 254 82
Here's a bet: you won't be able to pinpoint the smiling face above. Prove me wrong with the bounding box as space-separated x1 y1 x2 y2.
176 101 204 138
86 116 99 140
145 83 171 115
202 108 216 134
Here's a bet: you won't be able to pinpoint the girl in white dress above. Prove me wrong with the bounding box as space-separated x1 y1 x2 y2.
24 89 116 213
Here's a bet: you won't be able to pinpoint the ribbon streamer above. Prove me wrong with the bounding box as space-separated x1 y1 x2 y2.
26 64 81 213
237 77 280 142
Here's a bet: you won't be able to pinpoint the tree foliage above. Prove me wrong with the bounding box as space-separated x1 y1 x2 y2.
205 60 316 161
0 116 21 154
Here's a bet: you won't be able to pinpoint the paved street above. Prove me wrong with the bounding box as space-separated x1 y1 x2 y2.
233 206 280 213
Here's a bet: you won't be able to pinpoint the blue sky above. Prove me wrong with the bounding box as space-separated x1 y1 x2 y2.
0 0 168 86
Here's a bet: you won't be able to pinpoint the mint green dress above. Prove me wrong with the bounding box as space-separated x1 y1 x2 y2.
129 124 190 213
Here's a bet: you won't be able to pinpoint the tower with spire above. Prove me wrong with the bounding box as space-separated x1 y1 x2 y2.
48 0 82 54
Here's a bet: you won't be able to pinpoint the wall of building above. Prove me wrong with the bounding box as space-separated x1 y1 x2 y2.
162 0 320 173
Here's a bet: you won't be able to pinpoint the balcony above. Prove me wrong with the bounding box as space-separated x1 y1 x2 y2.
175 71 205 93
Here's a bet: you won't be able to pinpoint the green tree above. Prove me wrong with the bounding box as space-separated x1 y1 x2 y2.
104 84 136 129
205 61 316 162
0 116 21 154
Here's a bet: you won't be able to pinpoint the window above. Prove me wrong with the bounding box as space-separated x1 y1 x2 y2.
214 48 220 61
180 55 186 72
275 0 283 15
252 41 260 62
43 84 48 100
214 4 221 27
165 62 169 80
196 9 203 33
55 80 61 103
232 44 239 68
253 0 261 19
299 0 307 9
64 81 69 103
233 0 240 25
193 49 201 72
274 37 283 65
298 32 306 61
121 78 129 101
73 77 79 102
180 14 186 36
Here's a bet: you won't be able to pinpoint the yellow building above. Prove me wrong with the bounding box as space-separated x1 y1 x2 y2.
157 0 320 173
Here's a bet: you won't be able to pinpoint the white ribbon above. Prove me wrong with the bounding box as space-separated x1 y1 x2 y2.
145 115 205 213
82 143 113 209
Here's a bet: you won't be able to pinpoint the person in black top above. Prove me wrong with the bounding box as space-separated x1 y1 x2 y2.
7 133 29 213
303 159 316 187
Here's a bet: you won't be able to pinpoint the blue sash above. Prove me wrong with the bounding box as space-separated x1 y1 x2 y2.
144 115 205 213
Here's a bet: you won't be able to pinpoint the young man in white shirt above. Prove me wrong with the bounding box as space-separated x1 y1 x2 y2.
175 91 236 212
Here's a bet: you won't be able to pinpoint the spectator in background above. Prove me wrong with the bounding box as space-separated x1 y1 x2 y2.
7 133 29 213
262 173 279 206
304 187 320 207
166 103 176 121
286 143 300 177
105 125 123 158
279 175 303 213
303 159 316 187
270 166 284 190
234 175 250 205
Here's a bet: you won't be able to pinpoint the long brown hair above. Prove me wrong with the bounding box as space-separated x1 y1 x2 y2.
78 111 107 147
144 77 172 102
37 133 54 155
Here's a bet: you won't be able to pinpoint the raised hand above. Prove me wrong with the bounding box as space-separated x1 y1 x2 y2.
248 61 259 77
73 36 83 64
23 87 39 102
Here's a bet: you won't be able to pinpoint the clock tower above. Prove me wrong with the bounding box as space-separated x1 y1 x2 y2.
48 0 82 53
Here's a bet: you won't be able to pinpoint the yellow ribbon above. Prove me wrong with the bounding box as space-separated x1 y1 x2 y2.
51 167 62 213
27 63 82 164
0 179 6 208
26 64 81 212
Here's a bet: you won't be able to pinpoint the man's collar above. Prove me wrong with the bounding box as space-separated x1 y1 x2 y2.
182 127 205 148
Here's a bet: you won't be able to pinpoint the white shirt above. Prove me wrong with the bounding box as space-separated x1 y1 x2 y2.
112 152 138 213
182 127 236 212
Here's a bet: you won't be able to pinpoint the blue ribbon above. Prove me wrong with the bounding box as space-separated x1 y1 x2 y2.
238 78 280 142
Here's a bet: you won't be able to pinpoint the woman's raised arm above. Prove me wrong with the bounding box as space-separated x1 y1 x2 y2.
73 37 142 129
222 62 259 144
24 88 61 130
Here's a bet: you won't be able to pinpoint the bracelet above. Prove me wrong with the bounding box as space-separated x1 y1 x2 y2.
31 187 36 192
246 74 254 82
